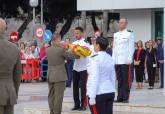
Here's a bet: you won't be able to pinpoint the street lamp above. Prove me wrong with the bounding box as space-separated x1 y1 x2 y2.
41 0 43 25
29 0 39 38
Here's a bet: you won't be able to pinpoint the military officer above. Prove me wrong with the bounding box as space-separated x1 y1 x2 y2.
87 37 116 114
46 33 74 114
0 18 21 114
112 18 134 103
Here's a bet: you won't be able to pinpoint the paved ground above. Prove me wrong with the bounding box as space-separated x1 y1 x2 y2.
15 82 165 114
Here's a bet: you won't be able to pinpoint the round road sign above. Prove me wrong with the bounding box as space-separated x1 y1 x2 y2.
35 25 44 40
10 32 19 41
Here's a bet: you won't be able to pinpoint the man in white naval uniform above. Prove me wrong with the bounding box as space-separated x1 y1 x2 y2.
87 37 116 114
112 18 134 103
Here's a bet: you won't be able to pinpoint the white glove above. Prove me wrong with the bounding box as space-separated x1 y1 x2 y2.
127 57 133 64
89 98 96 105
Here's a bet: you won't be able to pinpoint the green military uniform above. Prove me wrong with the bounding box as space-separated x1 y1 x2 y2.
46 44 73 114
0 37 21 114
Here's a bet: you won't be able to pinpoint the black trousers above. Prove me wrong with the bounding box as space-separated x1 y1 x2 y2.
73 70 87 107
89 93 115 114
147 66 156 87
115 65 131 101
160 64 164 88
65 61 73 87
135 66 144 82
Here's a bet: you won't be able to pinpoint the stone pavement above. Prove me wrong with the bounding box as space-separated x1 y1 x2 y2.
14 82 165 114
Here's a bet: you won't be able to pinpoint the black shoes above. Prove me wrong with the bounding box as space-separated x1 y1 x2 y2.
66 85 71 88
114 100 129 103
78 106 86 111
148 86 154 89
114 100 123 103
72 107 80 111
159 86 164 89
72 106 86 111
122 100 129 103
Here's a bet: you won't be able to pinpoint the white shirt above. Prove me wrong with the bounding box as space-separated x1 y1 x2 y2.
89 45 96 56
33 47 40 59
73 38 90 72
24 53 35 59
112 29 135 65
87 51 116 98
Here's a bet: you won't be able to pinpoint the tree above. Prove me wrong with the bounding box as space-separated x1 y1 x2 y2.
46 0 77 38
0 0 100 39
0 0 78 39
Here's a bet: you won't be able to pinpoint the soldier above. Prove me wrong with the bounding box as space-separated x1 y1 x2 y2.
46 33 74 114
112 18 134 103
0 18 21 114
87 37 116 114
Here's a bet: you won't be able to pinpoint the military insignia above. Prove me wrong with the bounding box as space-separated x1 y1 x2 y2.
122 38 127 39
127 30 133 32
91 54 98 58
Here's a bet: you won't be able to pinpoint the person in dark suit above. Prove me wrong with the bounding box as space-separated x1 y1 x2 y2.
146 40 157 89
65 38 74 87
106 46 112 56
46 33 74 114
134 40 146 89
0 18 21 114
157 40 164 88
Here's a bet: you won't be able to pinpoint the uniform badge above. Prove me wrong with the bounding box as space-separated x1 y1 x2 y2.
91 54 98 58
127 30 133 32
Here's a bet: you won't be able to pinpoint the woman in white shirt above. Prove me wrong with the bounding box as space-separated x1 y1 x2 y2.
87 37 116 114
24 47 35 59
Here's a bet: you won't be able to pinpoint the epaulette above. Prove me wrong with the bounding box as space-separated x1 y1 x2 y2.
127 30 133 32
91 54 98 58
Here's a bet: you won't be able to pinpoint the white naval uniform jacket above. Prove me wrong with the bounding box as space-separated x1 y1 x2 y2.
112 29 135 65
87 51 116 99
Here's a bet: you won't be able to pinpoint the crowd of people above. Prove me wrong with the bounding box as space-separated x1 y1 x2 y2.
0 17 164 114
19 41 49 60
17 19 164 114
17 41 49 81
15 33 164 91
134 39 164 89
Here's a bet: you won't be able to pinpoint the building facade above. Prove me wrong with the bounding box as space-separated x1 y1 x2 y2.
77 0 165 91
77 0 165 42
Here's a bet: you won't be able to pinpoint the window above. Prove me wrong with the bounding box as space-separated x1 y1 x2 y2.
155 11 163 39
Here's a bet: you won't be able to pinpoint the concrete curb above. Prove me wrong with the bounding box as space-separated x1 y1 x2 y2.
24 101 165 114
114 103 165 114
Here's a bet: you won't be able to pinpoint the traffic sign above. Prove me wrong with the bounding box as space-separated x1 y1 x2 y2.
10 32 19 41
35 25 44 40
43 30 52 42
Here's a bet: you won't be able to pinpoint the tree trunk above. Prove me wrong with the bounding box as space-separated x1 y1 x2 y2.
91 13 99 32
81 11 86 31
17 13 32 39
103 11 108 37
60 13 76 39
46 17 58 33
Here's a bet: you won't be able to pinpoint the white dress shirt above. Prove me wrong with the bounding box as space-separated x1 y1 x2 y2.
89 44 96 57
87 51 116 98
33 47 40 59
72 38 90 72
112 29 135 65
